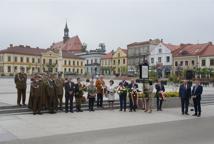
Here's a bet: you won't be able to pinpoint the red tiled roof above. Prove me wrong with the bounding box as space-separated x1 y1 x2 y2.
62 50 84 59
173 43 210 57
0 45 46 56
127 39 161 47
101 52 113 59
0 45 83 59
200 43 214 57
50 35 82 52
121 48 128 54
162 43 179 52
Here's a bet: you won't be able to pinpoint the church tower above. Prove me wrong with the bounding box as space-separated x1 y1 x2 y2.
63 22 69 43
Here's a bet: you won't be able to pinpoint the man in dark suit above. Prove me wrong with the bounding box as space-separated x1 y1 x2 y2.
64 77 75 113
128 79 138 112
118 77 129 112
192 80 203 117
155 80 165 111
179 80 191 115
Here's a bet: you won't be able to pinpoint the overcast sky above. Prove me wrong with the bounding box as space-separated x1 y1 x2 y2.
0 0 214 51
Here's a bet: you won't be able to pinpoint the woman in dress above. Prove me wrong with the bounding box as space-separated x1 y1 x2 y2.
107 80 116 110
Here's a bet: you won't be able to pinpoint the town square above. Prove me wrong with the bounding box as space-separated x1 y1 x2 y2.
1 0 214 144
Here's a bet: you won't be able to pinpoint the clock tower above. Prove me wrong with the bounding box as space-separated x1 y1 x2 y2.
63 22 69 43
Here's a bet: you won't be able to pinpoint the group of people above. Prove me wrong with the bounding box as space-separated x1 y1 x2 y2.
14 67 203 117
179 80 203 117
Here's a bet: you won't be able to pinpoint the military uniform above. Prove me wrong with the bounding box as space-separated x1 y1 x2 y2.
30 79 43 114
55 78 64 110
46 79 58 113
41 76 49 110
75 82 84 112
14 72 27 106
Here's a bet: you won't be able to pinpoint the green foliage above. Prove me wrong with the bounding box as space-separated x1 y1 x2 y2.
164 91 179 97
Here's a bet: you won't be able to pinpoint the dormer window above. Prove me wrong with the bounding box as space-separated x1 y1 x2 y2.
158 49 162 53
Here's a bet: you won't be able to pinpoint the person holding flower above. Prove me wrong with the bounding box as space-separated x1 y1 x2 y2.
117 78 129 112
106 80 116 110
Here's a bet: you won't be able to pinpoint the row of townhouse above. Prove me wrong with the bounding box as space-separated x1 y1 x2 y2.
100 39 214 78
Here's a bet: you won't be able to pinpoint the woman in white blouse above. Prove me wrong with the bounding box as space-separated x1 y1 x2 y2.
107 80 116 110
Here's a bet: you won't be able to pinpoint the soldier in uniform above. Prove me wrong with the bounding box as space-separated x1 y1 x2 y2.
30 74 43 115
75 78 84 112
41 73 49 110
14 66 27 106
95 75 105 108
46 74 58 113
54 73 64 111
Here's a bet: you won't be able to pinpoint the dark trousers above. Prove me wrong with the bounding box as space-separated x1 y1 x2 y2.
17 88 26 105
181 98 189 114
58 95 63 110
193 98 201 114
119 93 127 111
97 93 103 107
156 96 163 111
89 98 95 111
65 95 73 112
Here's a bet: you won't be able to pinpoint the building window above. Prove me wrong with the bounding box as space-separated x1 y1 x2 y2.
81 69 83 74
175 61 178 66
43 59 45 64
201 60 206 66
158 57 162 63
91 59 93 64
113 60 115 65
32 58 35 63
118 60 120 65
56 60 58 64
64 60 67 65
14 56 17 62
69 60 71 65
166 56 170 63
14 66 17 72
87 60 89 64
123 59 125 64
26 57 29 63
185 61 188 66
77 61 79 66
69 68 71 72
180 61 183 66
118 53 120 57
95 59 97 63
64 68 66 72
210 59 214 66
8 66 11 73
77 68 79 73
49 59 52 64
8 56 11 62
81 61 83 66
192 60 195 66
158 49 162 53
73 68 75 73
151 58 154 64
73 61 75 66
20 57 24 62
38 58 40 63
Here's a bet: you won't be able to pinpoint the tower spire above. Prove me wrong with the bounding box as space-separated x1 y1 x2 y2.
63 21 69 43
